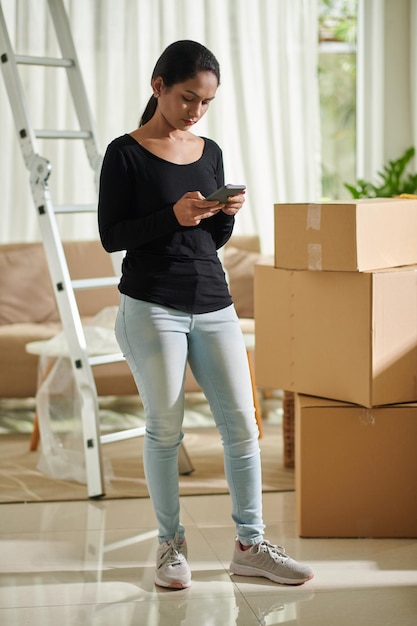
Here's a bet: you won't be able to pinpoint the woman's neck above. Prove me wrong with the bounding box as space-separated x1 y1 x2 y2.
130 124 204 165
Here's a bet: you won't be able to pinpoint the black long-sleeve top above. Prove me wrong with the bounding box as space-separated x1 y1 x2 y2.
98 134 234 313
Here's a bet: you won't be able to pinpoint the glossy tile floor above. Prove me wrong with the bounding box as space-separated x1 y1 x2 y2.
1 491 416 626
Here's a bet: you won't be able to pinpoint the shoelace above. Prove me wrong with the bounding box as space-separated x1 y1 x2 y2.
158 534 185 568
158 544 182 569
158 537 185 569
255 541 288 561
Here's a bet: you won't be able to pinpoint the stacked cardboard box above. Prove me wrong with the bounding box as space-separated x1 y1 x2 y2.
254 198 417 537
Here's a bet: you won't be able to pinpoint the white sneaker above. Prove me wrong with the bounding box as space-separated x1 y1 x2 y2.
230 539 314 585
155 533 191 589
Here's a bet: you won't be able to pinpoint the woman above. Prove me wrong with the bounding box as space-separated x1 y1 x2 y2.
98 40 313 590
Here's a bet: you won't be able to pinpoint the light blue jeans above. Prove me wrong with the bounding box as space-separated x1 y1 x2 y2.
115 294 265 545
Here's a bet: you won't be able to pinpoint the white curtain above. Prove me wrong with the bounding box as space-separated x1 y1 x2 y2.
357 0 417 180
356 0 385 179
0 0 321 252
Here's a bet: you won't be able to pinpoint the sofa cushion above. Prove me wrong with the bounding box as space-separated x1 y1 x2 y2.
223 246 263 319
63 240 120 316
0 245 59 325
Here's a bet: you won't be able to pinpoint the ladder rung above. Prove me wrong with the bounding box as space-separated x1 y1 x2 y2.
15 54 73 68
35 129 91 139
72 276 119 290
54 203 97 214
100 426 146 445
89 353 125 367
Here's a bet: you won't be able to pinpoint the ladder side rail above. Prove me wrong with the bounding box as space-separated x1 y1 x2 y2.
47 0 103 182
32 174 106 497
0 5 40 169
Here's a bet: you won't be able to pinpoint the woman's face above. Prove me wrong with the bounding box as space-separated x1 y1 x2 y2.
153 70 218 131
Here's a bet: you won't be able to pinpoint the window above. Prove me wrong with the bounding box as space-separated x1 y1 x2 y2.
318 0 357 199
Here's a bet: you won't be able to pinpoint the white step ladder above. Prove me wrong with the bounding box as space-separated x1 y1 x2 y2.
0 0 193 498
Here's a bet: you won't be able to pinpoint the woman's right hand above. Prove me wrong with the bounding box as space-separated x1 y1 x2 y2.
173 191 223 227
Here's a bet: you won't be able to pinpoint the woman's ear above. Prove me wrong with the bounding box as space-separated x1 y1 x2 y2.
152 76 164 97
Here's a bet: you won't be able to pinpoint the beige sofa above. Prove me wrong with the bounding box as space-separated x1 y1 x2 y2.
0 235 263 399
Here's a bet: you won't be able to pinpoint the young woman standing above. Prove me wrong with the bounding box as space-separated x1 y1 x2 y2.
98 40 314 590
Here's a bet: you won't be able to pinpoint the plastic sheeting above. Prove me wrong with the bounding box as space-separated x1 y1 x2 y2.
33 307 119 484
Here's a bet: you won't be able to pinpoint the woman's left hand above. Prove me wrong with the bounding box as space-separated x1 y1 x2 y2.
221 192 245 216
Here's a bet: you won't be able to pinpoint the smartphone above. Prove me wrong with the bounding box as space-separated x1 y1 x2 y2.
205 184 246 203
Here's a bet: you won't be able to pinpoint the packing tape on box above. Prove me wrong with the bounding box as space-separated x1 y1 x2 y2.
306 203 321 230
308 243 322 270
307 204 322 269
359 408 376 426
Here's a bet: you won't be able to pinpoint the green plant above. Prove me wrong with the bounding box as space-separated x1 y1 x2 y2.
319 0 357 44
344 147 417 198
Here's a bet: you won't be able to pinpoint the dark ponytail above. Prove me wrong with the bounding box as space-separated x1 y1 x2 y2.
138 40 220 127
139 95 158 127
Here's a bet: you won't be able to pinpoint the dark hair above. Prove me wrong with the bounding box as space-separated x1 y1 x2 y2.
139 40 220 126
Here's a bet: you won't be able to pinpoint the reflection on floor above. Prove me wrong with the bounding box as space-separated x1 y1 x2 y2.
1 491 416 625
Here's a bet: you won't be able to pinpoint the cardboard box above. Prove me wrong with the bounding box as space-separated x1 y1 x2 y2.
274 198 417 271
295 394 417 537
254 262 417 407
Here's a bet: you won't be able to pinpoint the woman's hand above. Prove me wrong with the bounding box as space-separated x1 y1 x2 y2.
173 191 223 227
221 192 245 216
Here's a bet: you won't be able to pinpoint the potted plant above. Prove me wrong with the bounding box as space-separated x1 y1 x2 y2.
344 146 417 198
